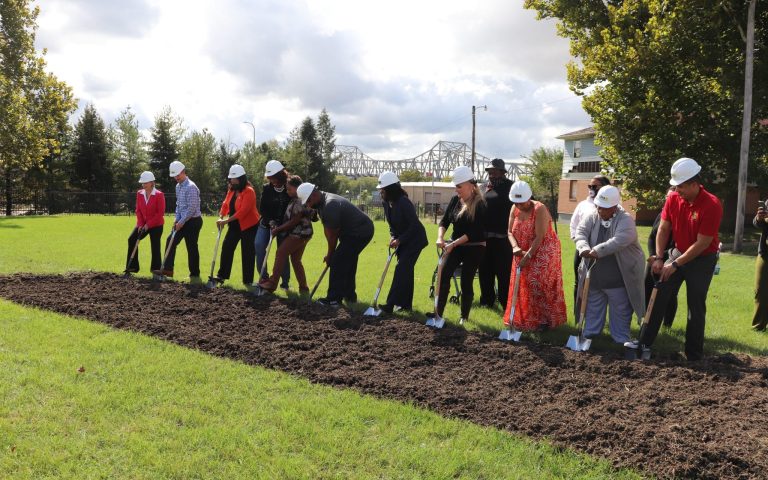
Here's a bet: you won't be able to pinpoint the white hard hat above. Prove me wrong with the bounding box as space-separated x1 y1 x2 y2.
138 171 155 184
169 161 185 177
509 180 532 203
452 166 475 186
265 160 285 177
297 182 316 205
594 185 620 208
228 164 246 179
669 157 701 186
376 171 399 189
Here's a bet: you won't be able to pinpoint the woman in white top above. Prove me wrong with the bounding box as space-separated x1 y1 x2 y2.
569 175 610 302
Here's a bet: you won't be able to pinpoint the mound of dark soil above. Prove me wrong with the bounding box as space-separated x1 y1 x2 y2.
1 273 767 479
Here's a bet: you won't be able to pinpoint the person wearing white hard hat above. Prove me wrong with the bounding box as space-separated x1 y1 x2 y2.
636 157 722 361
154 160 203 282
126 171 166 273
478 158 514 308
299 182 374 307
255 159 292 289
210 164 260 288
430 166 487 324
505 180 567 331
258 175 315 294
569 175 611 302
574 185 646 344
376 171 428 312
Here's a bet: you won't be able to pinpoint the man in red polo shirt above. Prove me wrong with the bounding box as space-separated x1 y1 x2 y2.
639 157 722 361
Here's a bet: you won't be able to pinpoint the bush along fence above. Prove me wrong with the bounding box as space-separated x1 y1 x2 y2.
1 188 442 222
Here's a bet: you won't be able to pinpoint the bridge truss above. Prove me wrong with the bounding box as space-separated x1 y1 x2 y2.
332 141 529 181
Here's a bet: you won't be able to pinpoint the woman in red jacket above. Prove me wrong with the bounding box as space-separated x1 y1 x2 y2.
212 164 261 287
126 171 166 272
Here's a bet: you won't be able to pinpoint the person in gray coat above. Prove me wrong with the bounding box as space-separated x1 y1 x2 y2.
575 185 646 344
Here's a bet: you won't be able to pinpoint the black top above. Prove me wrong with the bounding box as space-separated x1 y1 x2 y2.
753 215 768 258
648 213 675 259
259 183 291 226
384 196 428 253
483 177 513 235
317 192 374 238
439 195 487 243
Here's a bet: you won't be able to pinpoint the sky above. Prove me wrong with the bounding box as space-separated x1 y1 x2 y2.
35 0 592 161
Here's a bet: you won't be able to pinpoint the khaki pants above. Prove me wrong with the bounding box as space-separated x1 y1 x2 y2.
753 255 768 331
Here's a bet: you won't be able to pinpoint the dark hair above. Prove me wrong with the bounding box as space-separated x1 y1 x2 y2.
592 175 611 186
683 174 702 185
231 174 248 191
382 182 407 202
287 175 303 188
269 169 288 184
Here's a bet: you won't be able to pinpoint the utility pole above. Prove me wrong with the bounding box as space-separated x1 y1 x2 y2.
734 0 756 254
471 105 487 174
243 121 256 146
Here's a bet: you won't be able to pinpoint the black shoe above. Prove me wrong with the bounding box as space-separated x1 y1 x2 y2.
378 304 394 314
317 298 341 307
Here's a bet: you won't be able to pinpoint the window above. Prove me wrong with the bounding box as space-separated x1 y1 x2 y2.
573 140 582 158
569 180 578 201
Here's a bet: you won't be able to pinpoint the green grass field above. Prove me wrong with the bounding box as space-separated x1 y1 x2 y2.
0 214 764 479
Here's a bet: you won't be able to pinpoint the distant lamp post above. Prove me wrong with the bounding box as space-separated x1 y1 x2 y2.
242 121 256 146
471 105 487 173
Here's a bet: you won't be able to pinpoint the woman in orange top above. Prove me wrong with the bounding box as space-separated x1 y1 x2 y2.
504 180 567 331
211 164 261 287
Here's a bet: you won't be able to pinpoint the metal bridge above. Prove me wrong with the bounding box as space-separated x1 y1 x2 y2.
332 141 529 181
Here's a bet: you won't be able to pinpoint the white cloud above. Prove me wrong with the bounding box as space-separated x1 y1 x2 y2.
34 0 591 163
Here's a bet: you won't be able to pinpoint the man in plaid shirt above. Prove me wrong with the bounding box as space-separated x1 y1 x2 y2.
154 161 203 283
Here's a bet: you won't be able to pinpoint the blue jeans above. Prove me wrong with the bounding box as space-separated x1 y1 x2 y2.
255 224 290 286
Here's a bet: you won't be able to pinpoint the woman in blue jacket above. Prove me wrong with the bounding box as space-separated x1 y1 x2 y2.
377 172 428 312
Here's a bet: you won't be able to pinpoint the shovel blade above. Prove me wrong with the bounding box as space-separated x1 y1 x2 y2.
565 335 591 352
498 329 522 342
623 340 645 360
433 317 445 329
425 317 436 327
152 274 165 282
363 306 381 317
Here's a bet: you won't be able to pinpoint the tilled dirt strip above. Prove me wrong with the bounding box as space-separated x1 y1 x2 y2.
1 273 767 479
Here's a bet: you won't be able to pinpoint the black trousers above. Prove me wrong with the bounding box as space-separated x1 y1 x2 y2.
327 232 373 303
127 226 163 272
164 216 203 276
385 246 424 310
217 222 258 285
644 261 678 326
437 245 484 319
639 254 717 360
478 237 512 307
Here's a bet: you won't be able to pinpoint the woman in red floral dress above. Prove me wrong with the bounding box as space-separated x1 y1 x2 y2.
504 180 567 331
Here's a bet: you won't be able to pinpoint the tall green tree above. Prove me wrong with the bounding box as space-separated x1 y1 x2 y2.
71 104 112 192
317 108 338 168
179 128 217 194
212 140 240 193
524 146 563 225
524 0 768 208
109 106 148 192
285 116 336 191
0 0 77 214
148 106 184 191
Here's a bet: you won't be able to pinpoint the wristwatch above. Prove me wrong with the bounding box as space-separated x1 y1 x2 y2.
671 260 679 269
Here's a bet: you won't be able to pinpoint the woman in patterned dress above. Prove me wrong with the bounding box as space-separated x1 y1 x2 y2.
504 180 567 331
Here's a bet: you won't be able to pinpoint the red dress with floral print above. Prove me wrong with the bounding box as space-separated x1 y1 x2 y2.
504 201 567 331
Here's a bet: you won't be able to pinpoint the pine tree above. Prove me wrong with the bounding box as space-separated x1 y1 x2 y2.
148 106 183 191
179 128 217 194
71 104 112 192
109 106 148 192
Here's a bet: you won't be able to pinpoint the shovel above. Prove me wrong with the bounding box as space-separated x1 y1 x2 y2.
498 264 522 342
363 247 398 316
252 233 275 296
426 245 448 329
123 227 141 278
153 229 177 282
205 223 225 289
308 264 330 303
565 257 597 352
624 278 659 360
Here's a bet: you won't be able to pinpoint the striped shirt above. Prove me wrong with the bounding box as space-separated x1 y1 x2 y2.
175 178 201 224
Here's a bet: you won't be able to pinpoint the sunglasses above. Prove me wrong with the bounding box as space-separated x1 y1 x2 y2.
587 185 600 191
